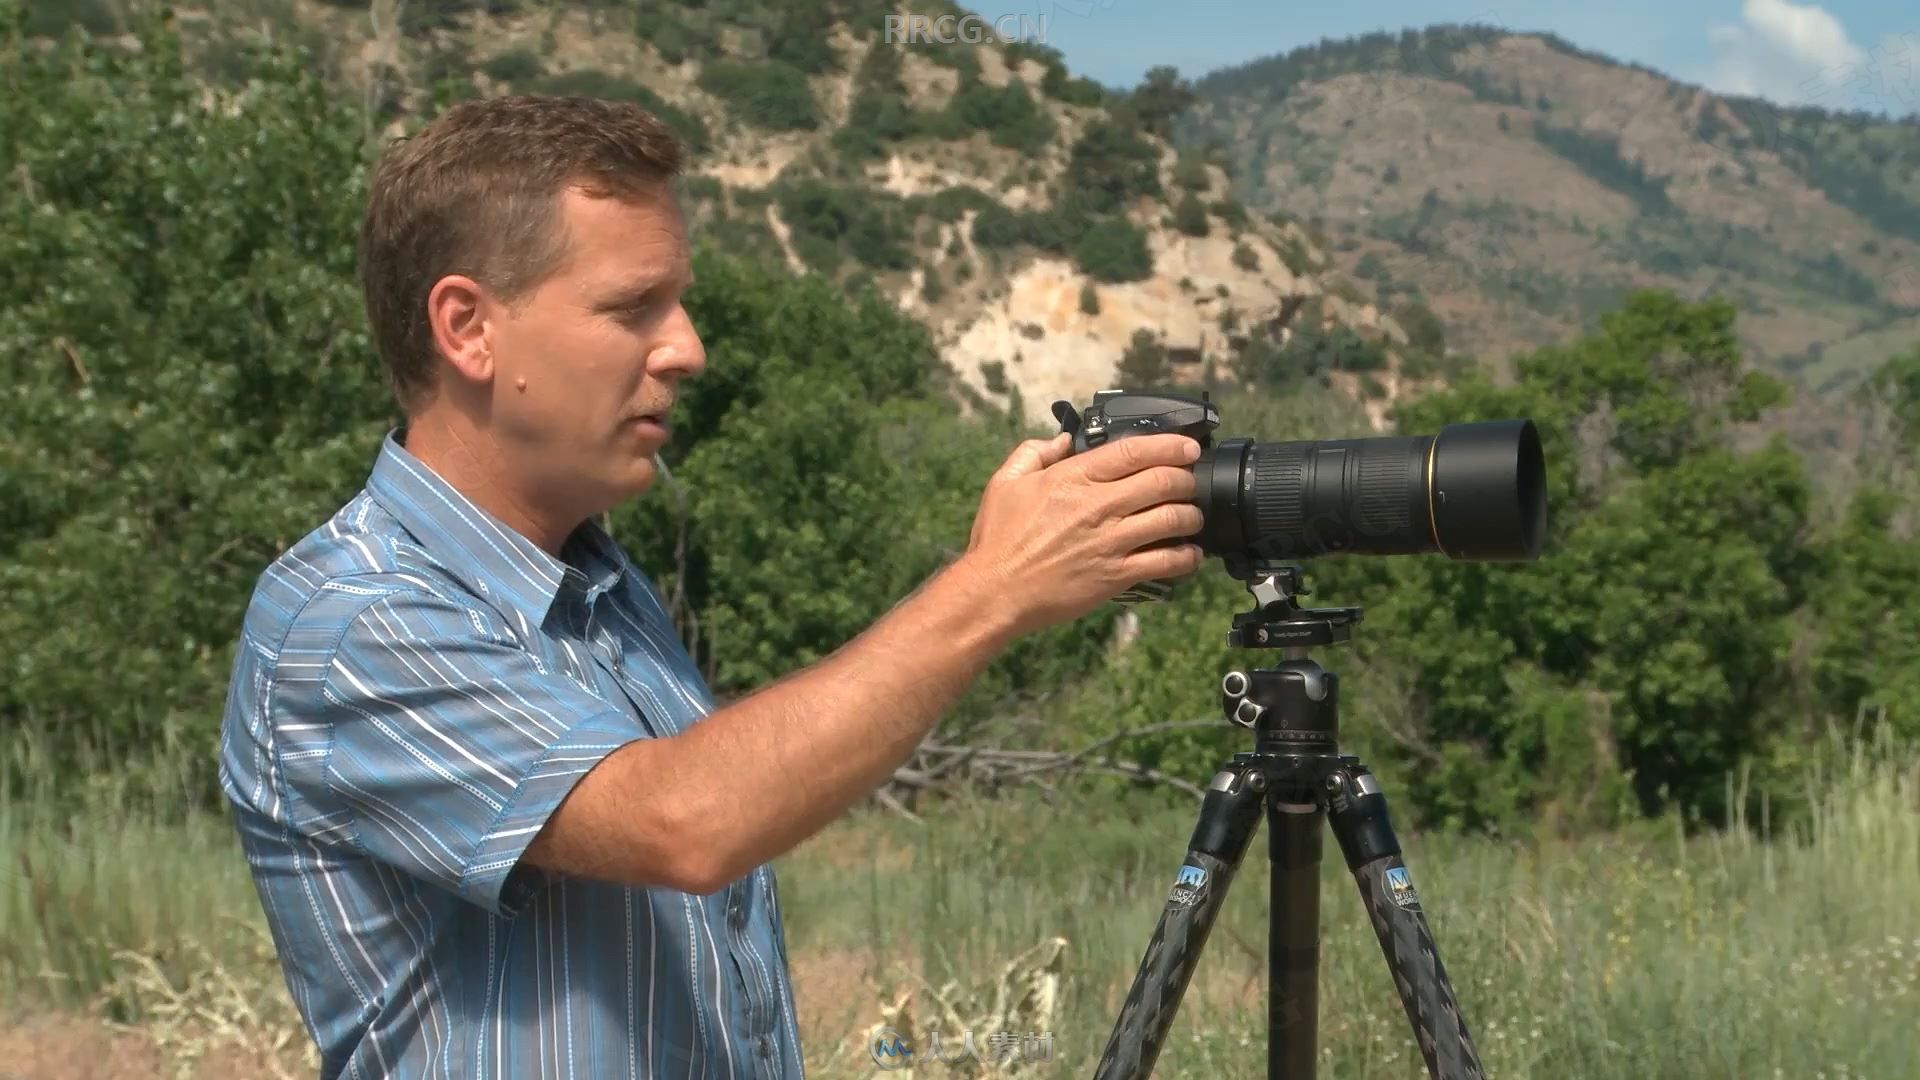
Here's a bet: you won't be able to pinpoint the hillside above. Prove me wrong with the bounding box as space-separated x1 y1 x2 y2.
1177 24 1920 410
22 0 1433 431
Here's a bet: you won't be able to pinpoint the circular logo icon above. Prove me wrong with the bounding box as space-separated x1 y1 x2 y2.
870 1027 914 1069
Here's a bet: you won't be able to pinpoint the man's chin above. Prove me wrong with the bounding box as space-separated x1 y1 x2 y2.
616 456 662 499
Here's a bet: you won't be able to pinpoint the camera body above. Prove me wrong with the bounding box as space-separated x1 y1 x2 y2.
1057 388 1221 457
1053 389 1222 603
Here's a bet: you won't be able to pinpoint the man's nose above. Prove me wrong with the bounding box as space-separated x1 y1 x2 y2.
653 312 706 377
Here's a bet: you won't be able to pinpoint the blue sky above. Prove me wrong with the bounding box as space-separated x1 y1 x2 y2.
955 0 1919 118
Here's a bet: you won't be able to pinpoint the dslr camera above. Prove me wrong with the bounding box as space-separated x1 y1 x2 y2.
1051 389 1546 602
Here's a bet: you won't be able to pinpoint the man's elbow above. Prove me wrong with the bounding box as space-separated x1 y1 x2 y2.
523 750 743 896
651 790 752 896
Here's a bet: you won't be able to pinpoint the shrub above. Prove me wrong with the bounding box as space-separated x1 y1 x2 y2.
481 48 543 85
971 203 1026 249
698 60 818 131
639 18 696 65
1209 198 1248 229
1073 217 1154 283
1397 299 1447 357
533 69 712 152
923 186 997 223
942 82 1056 154
1173 152 1211 192
774 179 912 273
1040 62 1105 105
1116 328 1172 387
1174 193 1209 237
833 91 921 161
1065 120 1161 214
680 175 723 202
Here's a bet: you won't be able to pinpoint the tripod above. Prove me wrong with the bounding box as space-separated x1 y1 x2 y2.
1093 558 1485 1080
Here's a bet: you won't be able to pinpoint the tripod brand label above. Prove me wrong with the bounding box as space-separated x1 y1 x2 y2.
1169 863 1209 908
1384 866 1420 910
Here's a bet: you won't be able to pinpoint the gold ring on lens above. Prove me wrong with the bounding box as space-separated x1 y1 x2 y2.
1425 436 1446 557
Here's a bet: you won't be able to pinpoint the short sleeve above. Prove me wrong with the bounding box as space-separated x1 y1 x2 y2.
294 589 646 917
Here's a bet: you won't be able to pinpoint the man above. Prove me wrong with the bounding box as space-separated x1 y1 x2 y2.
217 94 1205 1080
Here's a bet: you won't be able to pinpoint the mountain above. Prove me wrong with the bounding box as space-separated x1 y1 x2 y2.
32 0 1430 432
1176 24 1920 406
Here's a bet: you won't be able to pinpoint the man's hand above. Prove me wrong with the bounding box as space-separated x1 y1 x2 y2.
961 430 1205 639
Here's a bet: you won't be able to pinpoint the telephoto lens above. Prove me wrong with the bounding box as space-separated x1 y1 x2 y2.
1191 419 1546 562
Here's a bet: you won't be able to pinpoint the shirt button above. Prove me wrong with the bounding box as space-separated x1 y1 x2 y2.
728 893 747 930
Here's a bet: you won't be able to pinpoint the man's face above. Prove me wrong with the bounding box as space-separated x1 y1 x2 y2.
483 184 705 517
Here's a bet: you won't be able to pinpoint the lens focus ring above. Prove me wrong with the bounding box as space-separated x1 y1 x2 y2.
1249 441 1306 544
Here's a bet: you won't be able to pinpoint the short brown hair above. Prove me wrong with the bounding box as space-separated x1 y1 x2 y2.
357 94 688 414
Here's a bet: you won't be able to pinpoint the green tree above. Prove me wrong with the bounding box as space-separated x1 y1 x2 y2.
1063 120 1161 215
1319 291 1810 828
0 7 393 803
532 68 712 152
1173 193 1209 237
943 81 1056 154
1114 328 1171 388
772 178 912 273
1173 151 1211 192
1116 65 1196 140
1397 299 1447 357
1073 217 1153 282
697 60 817 131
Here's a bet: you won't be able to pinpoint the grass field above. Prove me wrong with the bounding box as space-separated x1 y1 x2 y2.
3 728 1916 1079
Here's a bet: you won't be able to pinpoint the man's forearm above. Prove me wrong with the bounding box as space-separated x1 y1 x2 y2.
667 555 1019 888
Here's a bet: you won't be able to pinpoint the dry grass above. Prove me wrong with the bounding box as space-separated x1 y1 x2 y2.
4 726 1917 1077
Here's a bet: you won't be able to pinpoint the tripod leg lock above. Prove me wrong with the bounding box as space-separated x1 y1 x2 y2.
1321 762 1401 872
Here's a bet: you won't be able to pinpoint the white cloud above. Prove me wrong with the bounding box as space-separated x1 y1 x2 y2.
1704 0 1869 107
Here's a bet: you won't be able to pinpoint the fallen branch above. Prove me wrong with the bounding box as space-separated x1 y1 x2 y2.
55 336 90 386
876 718 1224 812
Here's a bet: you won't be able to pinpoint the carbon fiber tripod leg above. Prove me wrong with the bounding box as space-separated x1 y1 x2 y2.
1093 761 1266 1080
1325 762 1486 1080
1268 795 1322 1079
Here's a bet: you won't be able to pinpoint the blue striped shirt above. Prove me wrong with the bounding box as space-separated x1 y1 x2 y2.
217 428 805 1080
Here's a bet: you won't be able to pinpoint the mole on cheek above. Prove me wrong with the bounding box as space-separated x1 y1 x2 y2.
515 376 528 392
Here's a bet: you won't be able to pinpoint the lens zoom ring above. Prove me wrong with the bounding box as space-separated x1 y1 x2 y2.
1251 442 1306 542
1354 443 1412 534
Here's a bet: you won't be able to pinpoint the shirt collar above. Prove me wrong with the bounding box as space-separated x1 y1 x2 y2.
365 427 626 630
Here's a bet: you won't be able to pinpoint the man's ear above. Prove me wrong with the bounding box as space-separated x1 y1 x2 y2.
425 274 494 386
